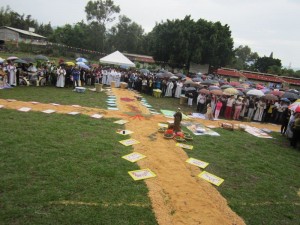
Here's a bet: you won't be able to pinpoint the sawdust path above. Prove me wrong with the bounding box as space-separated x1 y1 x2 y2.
0 89 280 225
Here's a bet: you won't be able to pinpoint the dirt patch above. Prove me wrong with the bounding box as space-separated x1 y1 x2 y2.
0 90 281 225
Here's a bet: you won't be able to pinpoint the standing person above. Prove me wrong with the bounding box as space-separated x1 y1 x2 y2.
165 79 174 97
290 113 300 148
6 61 17 86
210 95 217 115
240 97 248 119
187 92 194 107
233 97 243 120
161 79 167 96
253 99 266 122
174 80 183 98
224 95 235 119
281 108 290 135
142 77 148 93
56 66 66 88
206 103 214 120
72 67 80 89
214 98 223 119
115 70 121 88
197 93 206 114
247 97 255 120
102 68 108 85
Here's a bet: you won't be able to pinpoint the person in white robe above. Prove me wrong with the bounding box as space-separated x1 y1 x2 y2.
165 80 174 97
253 99 266 121
56 66 66 87
107 69 113 85
102 69 107 85
115 70 121 87
7 62 17 86
174 80 183 98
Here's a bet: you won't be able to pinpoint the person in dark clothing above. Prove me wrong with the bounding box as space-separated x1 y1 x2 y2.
281 108 290 135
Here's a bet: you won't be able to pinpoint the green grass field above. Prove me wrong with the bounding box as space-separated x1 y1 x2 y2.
1 87 300 225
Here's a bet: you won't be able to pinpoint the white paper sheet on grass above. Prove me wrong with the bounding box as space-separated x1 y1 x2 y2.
0 105 4 109
42 109 56 114
90 114 103 119
185 122 220 136
244 126 272 139
68 112 80 115
18 107 31 112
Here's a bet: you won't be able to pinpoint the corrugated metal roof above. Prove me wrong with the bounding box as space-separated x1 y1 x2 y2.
1 26 46 39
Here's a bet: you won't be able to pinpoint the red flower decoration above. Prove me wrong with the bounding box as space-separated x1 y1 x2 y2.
121 98 135 102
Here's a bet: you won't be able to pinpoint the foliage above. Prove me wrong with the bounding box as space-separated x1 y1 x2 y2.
230 45 259 70
148 16 234 72
254 56 282 73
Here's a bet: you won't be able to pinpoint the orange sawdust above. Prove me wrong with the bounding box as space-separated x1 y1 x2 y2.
0 88 281 225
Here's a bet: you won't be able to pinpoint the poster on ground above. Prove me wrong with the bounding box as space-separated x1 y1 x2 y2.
186 158 209 169
116 130 134 135
90 114 103 119
128 168 156 181
198 171 224 186
114 120 129 125
119 138 140 146
122 152 146 162
68 112 80 115
176 143 194 150
42 109 56 114
18 107 31 112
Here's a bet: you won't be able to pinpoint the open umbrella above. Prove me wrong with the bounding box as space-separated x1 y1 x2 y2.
0 57 5 63
280 98 291 103
14 59 28 64
184 79 194 85
288 102 300 111
256 84 265 90
208 86 220 91
270 90 284 97
229 81 240 87
287 89 299 94
185 87 196 92
170 76 178 79
263 94 278 101
223 88 238 96
140 69 150 74
295 106 300 113
247 89 265 97
174 73 186 78
281 92 299 100
210 89 223 96
261 88 271 94
34 55 49 61
296 99 300 102
199 89 210 95
76 57 88 63
7 56 18 60
78 64 90 70
237 90 245 96
192 78 203 82
161 71 174 78
65 62 75 66
22 57 36 63
220 84 233 89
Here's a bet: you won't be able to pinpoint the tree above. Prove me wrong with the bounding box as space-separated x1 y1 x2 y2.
230 45 259 70
85 0 120 52
107 15 145 53
254 56 282 73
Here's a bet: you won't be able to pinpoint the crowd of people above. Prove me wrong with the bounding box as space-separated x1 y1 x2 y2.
0 60 299 148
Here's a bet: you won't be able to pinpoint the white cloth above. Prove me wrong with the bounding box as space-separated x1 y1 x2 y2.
253 101 266 121
165 82 174 97
115 72 121 87
174 82 183 98
7 65 16 86
56 68 66 87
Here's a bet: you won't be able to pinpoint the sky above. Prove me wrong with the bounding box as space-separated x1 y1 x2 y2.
1 0 300 68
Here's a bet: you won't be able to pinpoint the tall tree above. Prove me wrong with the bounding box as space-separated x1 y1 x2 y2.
254 56 282 73
85 0 120 51
230 45 259 70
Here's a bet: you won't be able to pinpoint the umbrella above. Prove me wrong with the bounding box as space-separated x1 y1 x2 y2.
185 87 196 92
7 56 18 60
22 57 36 63
281 92 299 100
161 71 174 78
192 78 203 82
229 81 240 87
210 89 223 96
280 98 291 103
270 90 284 97
174 73 186 78
296 99 300 102
223 88 239 96
91 64 99 68
256 84 265 90
64 62 75 66
243 88 255 93
237 90 245 96
170 76 178 79
0 57 5 63
295 106 300 113
184 79 194 85
76 61 86 66
288 102 300 111
140 69 150 74
261 88 271 94
199 89 210 95
263 94 278 101
220 84 233 89
208 86 220 91
247 89 265 97
34 55 49 61
286 89 299 94
14 59 28 64
76 57 88 63
78 64 90 70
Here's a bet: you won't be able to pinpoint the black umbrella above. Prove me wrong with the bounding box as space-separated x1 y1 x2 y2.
220 85 233 89
281 92 299 100
34 55 49 61
287 89 299 95
185 87 196 92
22 57 36 63
192 78 203 82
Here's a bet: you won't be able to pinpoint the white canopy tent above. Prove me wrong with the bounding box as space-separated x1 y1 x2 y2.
99 51 135 67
